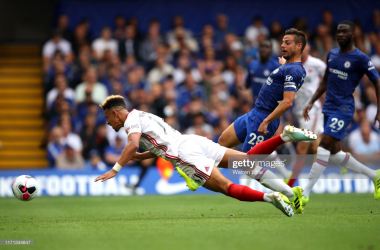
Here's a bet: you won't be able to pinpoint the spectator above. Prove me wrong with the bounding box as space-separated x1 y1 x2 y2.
269 21 284 56
47 126 64 167
139 19 164 64
197 47 223 82
370 9 380 33
245 16 269 48
147 56 174 84
104 136 125 165
348 119 380 163
185 112 214 140
95 124 110 161
149 83 168 118
321 9 337 37
85 149 107 170
113 15 126 41
214 14 235 46
353 23 371 55
42 29 73 72
167 15 194 44
56 142 85 170
176 73 207 108
60 118 83 153
46 74 75 110
56 14 73 41
173 55 202 85
168 27 198 54
118 25 140 62
75 67 108 104
92 27 118 60
71 24 89 56
80 114 98 159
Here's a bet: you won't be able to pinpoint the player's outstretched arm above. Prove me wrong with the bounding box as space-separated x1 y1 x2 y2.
258 91 295 135
95 133 141 182
302 72 328 121
371 77 380 128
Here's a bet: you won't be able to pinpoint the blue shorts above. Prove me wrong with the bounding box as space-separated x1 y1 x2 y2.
234 108 281 152
323 113 352 140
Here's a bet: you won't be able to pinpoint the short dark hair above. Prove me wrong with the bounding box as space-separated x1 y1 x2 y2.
100 95 127 110
284 28 307 52
339 20 355 32
260 39 272 46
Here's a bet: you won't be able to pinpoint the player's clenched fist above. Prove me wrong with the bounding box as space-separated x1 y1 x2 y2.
95 169 118 182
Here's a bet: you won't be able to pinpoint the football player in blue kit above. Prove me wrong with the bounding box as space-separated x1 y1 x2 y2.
219 28 307 153
301 21 380 205
218 29 308 212
245 39 280 106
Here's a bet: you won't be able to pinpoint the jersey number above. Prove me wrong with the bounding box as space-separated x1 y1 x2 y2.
248 133 264 148
149 115 167 134
329 118 345 132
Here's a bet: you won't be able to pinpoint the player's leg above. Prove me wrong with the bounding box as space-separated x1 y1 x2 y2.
328 141 380 200
287 113 322 187
302 133 336 198
218 121 244 148
202 166 294 217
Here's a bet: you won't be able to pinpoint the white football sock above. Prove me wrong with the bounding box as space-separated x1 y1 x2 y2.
248 167 294 199
303 147 330 197
266 151 290 179
330 150 376 180
263 193 272 203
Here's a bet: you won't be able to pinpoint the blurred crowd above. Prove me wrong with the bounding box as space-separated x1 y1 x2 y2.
43 10 380 170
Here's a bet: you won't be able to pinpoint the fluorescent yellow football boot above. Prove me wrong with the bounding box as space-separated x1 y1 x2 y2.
176 167 199 191
373 170 380 200
289 186 303 214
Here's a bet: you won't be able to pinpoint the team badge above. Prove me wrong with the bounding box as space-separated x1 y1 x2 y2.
369 61 373 67
285 75 293 81
344 61 351 68
273 68 279 74
264 69 270 77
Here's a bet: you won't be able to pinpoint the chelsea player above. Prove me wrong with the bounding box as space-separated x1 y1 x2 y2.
245 39 280 105
218 28 307 212
219 28 307 152
302 21 380 205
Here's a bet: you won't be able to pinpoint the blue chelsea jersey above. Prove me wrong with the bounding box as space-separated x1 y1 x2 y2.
255 62 306 112
323 48 379 118
246 58 280 103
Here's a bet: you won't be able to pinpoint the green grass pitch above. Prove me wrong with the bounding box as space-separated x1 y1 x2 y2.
0 194 379 250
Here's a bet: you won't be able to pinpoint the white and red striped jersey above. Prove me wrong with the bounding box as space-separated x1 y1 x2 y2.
124 109 183 165
294 55 326 115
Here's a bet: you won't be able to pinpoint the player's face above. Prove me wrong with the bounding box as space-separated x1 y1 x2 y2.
337 24 354 47
281 35 298 60
104 109 123 132
259 41 272 59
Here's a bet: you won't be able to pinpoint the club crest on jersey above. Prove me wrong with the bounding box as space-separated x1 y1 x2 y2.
368 61 375 71
344 61 351 68
272 68 279 74
285 75 293 82
264 69 270 77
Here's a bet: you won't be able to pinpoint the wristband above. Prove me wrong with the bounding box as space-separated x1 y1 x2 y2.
112 162 123 172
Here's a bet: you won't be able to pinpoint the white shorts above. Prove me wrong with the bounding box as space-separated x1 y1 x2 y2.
176 135 227 185
297 112 324 141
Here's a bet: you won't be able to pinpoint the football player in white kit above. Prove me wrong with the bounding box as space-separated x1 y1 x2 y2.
286 43 326 187
95 95 317 216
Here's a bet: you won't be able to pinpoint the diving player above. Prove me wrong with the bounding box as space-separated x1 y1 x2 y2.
94 96 317 216
301 21 380 206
